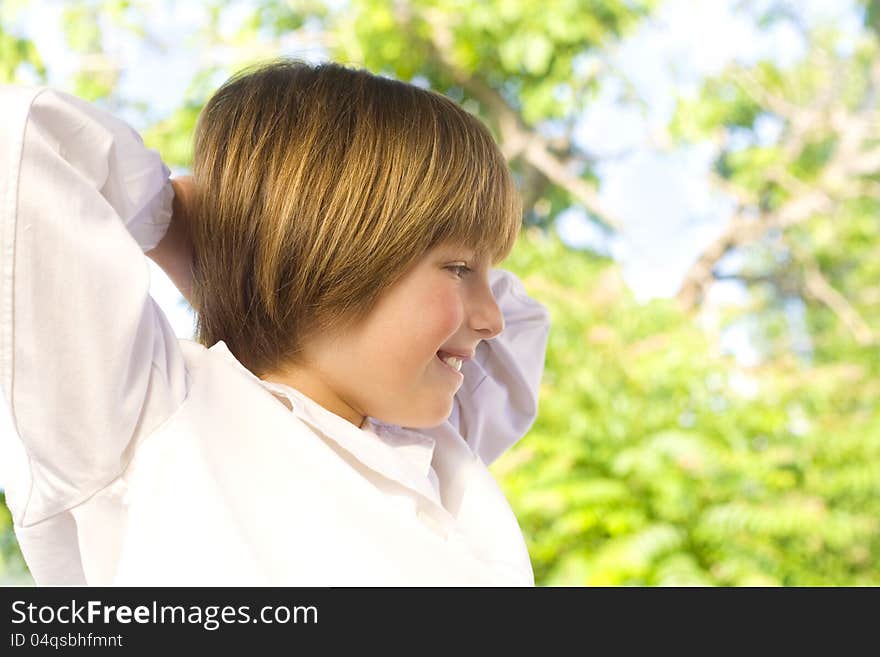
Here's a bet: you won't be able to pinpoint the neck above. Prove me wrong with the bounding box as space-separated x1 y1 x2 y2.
262 366 366 429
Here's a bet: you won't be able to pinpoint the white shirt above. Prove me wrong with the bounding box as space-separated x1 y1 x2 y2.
0 85 551 586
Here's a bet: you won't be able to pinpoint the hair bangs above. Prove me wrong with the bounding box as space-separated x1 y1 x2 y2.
413 94 522 266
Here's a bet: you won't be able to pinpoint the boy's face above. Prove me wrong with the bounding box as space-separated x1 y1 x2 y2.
265 242 504 429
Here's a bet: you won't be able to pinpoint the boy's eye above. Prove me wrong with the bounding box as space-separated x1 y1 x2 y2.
447 264 471 278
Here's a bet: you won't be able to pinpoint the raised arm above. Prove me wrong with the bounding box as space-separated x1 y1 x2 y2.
146 176 195 306
0 86 187 528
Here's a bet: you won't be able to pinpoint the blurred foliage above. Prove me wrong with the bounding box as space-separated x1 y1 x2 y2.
324 0 651 123
0 492 31 584
1 0 878 587
494 230 879 585
0 0 45 84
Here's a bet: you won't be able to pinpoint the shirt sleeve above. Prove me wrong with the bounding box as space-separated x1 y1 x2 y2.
448 268 551 466
0 85 188 528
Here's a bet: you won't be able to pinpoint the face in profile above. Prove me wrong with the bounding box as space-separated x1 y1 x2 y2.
266 241 505 429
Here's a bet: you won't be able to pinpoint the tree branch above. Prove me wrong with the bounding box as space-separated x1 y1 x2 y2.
802 265 876 346
394 1 624 231
676 209 761 311
677 63 877 311
676 184 835 311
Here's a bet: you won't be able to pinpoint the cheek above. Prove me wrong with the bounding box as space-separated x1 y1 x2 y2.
424 288 464 344
389 290 463 368
358 283 464 377
347 285 464 423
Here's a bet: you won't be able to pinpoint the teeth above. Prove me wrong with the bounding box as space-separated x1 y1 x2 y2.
440 354 463 371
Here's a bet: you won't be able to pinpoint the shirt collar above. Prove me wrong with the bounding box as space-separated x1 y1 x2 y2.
208 341 440 506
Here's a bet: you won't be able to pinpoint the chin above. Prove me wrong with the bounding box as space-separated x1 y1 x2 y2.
378 398 454 430
416 401 456 429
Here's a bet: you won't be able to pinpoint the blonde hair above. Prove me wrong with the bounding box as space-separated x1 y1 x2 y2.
190 58 521 377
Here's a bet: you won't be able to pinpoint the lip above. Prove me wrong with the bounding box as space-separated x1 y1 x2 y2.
436 352 465 379
437 349 474 361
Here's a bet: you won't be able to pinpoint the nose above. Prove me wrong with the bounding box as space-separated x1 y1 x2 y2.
469 284 504 339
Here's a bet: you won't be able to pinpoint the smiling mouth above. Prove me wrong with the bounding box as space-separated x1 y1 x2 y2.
436 352 464 378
